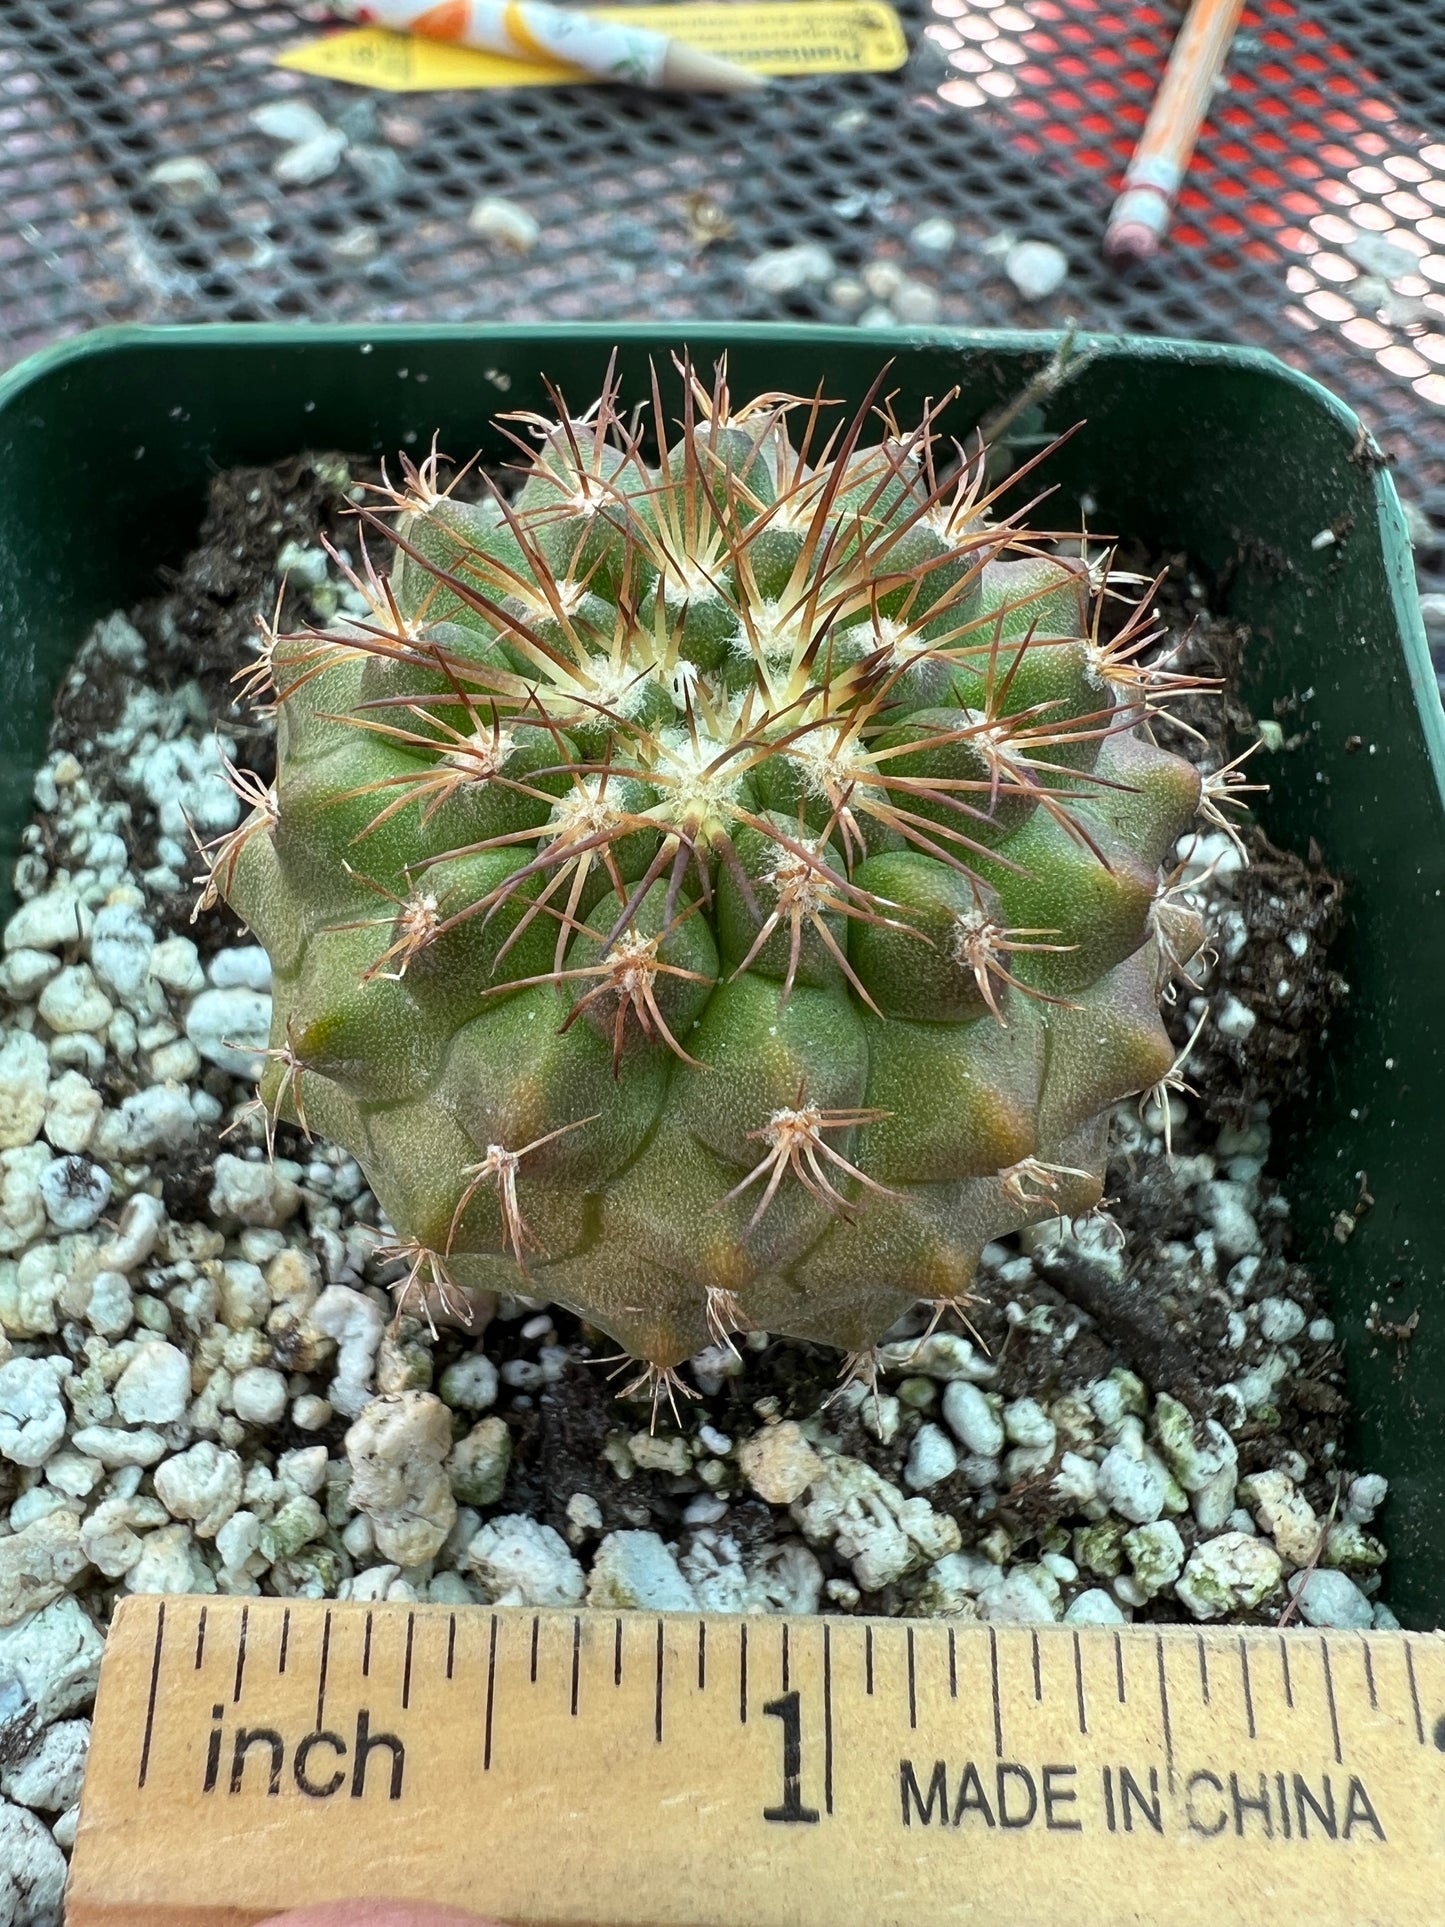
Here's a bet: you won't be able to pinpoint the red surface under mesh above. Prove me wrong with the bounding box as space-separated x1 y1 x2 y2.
1 0 1442 602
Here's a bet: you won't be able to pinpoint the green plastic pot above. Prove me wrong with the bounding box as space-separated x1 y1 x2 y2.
0 323 1440 1625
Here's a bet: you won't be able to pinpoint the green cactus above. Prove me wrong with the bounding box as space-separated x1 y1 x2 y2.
203 360 1221 1411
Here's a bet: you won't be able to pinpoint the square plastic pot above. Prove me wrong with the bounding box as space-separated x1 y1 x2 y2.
0 323 1440 1624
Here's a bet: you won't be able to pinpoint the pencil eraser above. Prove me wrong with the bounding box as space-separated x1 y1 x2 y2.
1104 221 1161 265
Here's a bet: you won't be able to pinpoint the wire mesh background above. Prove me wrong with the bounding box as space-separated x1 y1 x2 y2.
3 0 1444 630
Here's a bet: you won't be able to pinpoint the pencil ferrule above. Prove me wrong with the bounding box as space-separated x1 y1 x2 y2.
1122 155 1183 198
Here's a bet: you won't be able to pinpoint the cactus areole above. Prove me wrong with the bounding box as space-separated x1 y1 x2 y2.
205 358 1235 1411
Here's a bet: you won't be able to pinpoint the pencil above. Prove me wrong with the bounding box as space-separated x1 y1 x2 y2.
1104 0 1247 264
336 0 768 93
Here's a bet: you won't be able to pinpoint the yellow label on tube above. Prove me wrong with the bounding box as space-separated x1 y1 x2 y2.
275 4 909 88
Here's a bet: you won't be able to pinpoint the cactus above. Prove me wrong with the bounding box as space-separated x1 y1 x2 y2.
203 360 1227 1412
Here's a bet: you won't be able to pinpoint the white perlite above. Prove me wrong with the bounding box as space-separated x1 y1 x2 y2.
113 1342 191 1426
208 1153 301 1228
466 1517 585 1606
185 987 273 1079
0 1718 89 1812
154 1444 244 1538
791 1450 960 1592
1096 1436 1169 1525
345 1392 456 1567
904 1423 958 1492
231 1367 288 1426
310 1286 385 1417
0 1797 67 1927
0 1598 103 1753
0 1512 89 1627
88 899 154 1005
437 1352 499 1413
125 1523 217 1598
737 1422 822 1505
1286 1568 1373 1630
37 1157 110 1233
0 1359 69 1468
941 1381 1004 1458
1176 1532 1283 1620
587 1531 696 1611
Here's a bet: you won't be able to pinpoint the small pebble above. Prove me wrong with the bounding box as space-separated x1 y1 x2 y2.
274 128 348 186
250 100 330 144
892 280 941 325
468 197 540 252
742 243 834 295
146 156 222 208
332 224 382 264
1004 239 1068 301
348 143 407 195
909 215 956 255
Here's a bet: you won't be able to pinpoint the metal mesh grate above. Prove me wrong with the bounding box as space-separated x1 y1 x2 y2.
3 0 1444 615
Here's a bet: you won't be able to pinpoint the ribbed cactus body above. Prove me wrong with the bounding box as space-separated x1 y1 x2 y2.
214 366 1206 1390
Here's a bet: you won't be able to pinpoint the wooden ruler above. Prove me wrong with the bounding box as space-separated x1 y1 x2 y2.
69 1595 1445 1926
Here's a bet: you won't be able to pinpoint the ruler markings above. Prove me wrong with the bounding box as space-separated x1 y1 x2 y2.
482 1612 497 1770
739 1621 748 1723
362 1610 372 1679
232 1604 248 1705
822 1621 834 1817
614 1616 623 1687
1155 1636 1175 1793
78 1604 1445 1927
654 1618 664 1744
136 1600 165 1789
316 1609 332 1731
865 1626 874 1697
1405 1638 1425 1743
1322 1638 1342 1765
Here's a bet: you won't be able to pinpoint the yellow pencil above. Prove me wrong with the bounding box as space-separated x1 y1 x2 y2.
1104 0 1247 263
